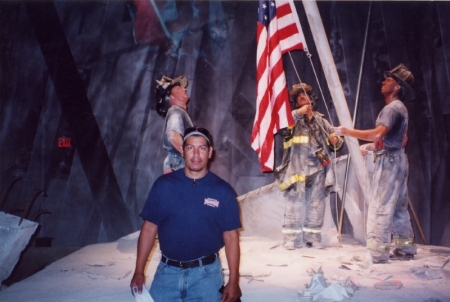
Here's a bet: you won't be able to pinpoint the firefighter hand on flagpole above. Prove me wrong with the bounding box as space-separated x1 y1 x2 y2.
328 133 339 145
328 127 345 151
295 104 313 117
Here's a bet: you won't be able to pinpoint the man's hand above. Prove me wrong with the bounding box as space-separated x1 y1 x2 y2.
220 282 242 302
296 104 312 117
333 125 388 142
222 229 241 302
359 143 374 156
130 272 145 296
130 221 158 297
328 133 339 145
332 126 347 137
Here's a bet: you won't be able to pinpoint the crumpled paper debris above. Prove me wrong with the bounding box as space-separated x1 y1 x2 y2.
410 266 444 279
308 273 328 296
313 283 350 301
341 277 358 295
298 269 357 301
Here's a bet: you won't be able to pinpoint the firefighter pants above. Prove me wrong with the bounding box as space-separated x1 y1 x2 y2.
366 150 416 261
282 171 326 247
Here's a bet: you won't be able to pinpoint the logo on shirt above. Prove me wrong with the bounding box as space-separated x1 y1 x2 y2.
204 198 219 208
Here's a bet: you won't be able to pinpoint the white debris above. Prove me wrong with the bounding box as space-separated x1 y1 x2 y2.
410 266 444 279
374 280 403 290
342 277 358 295
307 273 328 296
425 269 444 280
299 269 357 301
313 283 350 301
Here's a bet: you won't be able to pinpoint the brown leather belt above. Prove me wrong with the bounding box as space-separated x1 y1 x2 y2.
161 253 218 269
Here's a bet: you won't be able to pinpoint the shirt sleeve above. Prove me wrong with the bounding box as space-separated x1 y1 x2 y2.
376 105 397 130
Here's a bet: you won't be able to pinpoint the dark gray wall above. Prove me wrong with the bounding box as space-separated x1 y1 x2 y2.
0 1 449 248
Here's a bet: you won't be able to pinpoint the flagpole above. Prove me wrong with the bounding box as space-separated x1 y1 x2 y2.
301 0 372 233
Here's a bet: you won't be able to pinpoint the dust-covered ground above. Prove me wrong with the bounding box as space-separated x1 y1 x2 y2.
0 232 449 302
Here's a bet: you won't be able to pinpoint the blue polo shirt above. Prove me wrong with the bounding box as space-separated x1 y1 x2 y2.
140 169 241 261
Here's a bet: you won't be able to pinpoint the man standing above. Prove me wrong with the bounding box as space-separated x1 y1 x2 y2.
333 64 417 262
130 126 242 302
276 83 343 250
155 75 193 173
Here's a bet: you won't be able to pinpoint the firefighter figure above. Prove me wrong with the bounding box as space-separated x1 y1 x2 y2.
333 64 417 262
276 83 343 250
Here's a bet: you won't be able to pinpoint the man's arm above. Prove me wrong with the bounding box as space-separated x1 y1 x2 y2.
130 220 158 295
220 229 241 302
292 104 313 121
167 130 184 154
333 125 388 142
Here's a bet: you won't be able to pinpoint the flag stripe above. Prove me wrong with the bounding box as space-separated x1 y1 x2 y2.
252 0 306 171
276 1 292 17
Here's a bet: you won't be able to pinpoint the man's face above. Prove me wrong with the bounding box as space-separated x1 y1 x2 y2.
170 85 189 104
381 77 400 96
183 136 213 173
296 92 311 108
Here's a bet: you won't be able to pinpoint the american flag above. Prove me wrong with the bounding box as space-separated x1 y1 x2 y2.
251 0 307 171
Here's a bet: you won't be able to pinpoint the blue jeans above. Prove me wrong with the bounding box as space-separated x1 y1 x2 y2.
149 257 223 302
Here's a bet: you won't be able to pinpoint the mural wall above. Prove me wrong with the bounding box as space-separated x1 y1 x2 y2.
1 0 449 248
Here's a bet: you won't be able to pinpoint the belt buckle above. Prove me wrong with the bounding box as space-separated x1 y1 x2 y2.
179 261 187 269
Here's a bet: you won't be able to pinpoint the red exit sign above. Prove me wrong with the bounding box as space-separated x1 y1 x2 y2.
58 137 71 148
